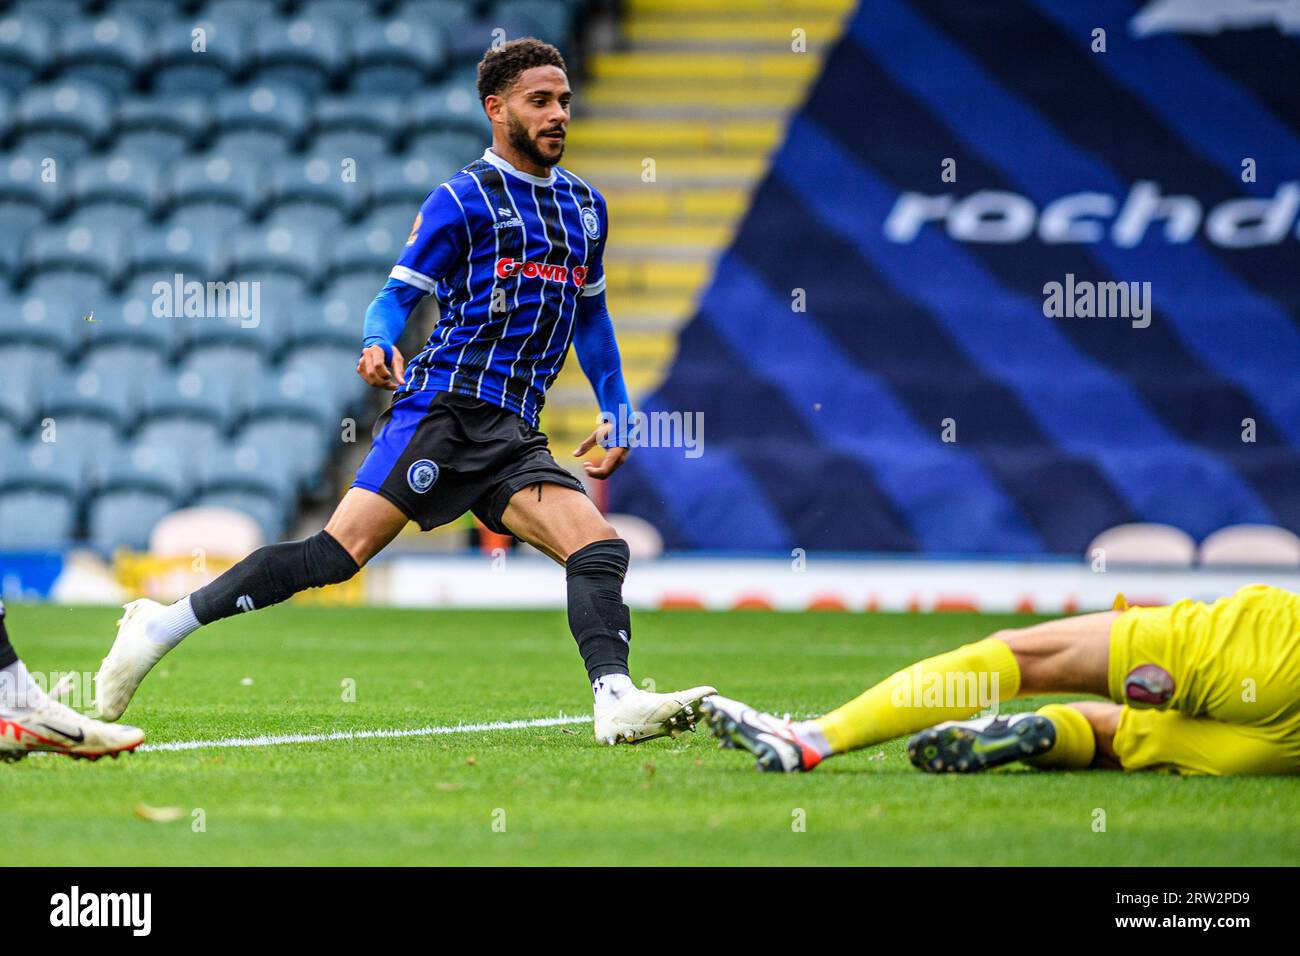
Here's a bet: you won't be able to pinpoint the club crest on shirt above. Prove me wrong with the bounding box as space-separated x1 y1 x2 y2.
406 211 422 246
407 459 439 494
580 205 600 239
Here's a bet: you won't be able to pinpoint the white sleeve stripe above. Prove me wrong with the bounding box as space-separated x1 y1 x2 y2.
581 276 606 296
390 265 436 293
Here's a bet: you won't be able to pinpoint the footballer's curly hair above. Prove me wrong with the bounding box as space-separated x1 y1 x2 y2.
476 38 567 103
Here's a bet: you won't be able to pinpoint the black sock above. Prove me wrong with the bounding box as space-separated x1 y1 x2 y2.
189 531 360 625
566 539 632 682
0 602 16 669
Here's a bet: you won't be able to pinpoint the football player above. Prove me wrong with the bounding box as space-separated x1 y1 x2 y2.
94 38 713 744
704 585 1300 776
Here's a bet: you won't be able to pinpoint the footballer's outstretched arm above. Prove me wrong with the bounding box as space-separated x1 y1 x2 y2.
571 289 633 479
357 278 426 390
358 182 469 389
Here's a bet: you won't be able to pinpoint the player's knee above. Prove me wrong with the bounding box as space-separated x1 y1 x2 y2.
306 530 361 584
565 536 628 575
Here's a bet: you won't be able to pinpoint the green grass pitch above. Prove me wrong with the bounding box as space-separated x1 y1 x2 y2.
3 604 1296 866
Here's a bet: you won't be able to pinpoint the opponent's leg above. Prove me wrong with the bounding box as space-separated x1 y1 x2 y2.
96 489 407 720
705 611 1116 772
500 484 716 744
0 603 146 760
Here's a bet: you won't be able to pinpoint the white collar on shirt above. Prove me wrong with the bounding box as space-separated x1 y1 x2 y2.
482 147 557 187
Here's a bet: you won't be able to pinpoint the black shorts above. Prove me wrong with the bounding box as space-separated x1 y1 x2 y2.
351 390 587 535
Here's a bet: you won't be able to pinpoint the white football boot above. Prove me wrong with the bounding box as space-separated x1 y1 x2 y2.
95 599 172 721
593 684 717 745
0 697 145 761
700 695 824 772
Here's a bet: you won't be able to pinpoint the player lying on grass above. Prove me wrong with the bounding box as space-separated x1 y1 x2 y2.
0 600 144 761
93 38 714 744
703 584 1300 776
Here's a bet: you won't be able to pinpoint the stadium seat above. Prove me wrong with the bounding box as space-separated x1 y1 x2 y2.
101 444 191 501
8 439 95 497
193 444 296 541
0 287 83 352
365 153 459 222
30 416 121 470
202 0 290 26
153 17 246 96
86 445 192 553
297 0 378 25
71 153 165 230
396 0 476 29
0 371 33 433
444 15 533 66
113 0 190 23
494 0 575 43
0 485 78 550
251 17 345 97
1086 524 1197 568
350 18 447 95
148 505 267 557
237 375 334 485
0 12 53 97
0 154 56 283
169 152 267 230
213 84 311 158
9 0 82 28
407 82 489 139
81 342 168 401
283 337 374 412
229 223 322 283
318 272 383 320
1199 525 1300 568
308 94 403 164
181 343 266 414
406 128 483 168
327 211 410 282
215 272 302 345
88 289 188 354
128 221 226 285
36 366 135 431
86 487 179 554
24 223 129 287
57 14 152 96
264 154 362 235
289 293 364 350
113 94 210 162
0 343 64 408
140 369 239 435
0 153 58 220
14 81 115 160
134 417 226 459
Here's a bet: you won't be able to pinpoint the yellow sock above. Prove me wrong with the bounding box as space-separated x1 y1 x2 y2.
813 637 1021 754
1022 704 1096 769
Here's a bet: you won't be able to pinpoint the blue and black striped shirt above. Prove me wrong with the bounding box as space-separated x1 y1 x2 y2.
387 148 609 426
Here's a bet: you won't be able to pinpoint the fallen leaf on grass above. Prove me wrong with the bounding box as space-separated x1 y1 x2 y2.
134 803 183 823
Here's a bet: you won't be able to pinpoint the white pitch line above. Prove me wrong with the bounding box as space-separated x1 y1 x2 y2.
138 714 594 753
